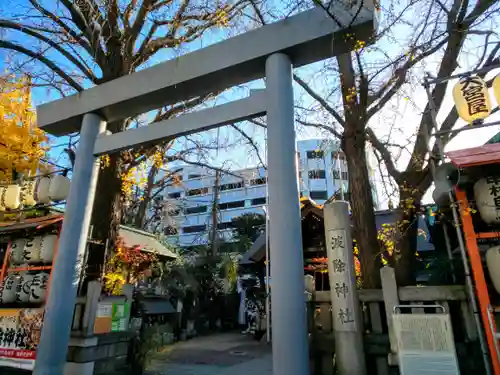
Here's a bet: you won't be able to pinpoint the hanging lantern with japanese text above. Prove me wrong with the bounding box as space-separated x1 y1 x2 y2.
474 176 500 225
452 76 492 125
493 74 500 108
486 246 500 295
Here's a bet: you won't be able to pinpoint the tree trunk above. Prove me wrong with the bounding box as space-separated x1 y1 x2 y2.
392 186 424 286
336 53 381 289
343 129 381 289
134 165 158 229
85 120 126 284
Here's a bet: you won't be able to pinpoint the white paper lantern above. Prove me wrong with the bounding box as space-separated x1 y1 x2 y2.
40 234 57 263
30 272 49 303
49 175 70 202
10 238 26 265
17 273 35 302
0 274 20 303
36 177 51 204
474 177 500 224
23 237 43 264
20 179 37 207
304 274 315 294
486 246 500 295
0 187 5 211
0 185 21 210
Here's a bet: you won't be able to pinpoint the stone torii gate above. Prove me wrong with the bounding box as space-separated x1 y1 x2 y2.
33 3 377 375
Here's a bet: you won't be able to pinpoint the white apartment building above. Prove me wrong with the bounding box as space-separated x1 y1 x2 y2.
158 138 378 248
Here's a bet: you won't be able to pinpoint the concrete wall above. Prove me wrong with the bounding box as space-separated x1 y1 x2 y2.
64 332 134 375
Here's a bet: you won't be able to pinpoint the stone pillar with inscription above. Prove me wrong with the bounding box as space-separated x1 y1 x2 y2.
324 201 366 375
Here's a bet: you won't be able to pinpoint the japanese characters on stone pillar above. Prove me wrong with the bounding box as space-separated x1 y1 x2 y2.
324 200 366 375
329 231 356 329
326 209 360 331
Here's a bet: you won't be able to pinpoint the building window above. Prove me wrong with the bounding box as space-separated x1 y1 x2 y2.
310 190 328 200
218 200 245 210
308 170 326 179
251 197 266 206
188 173 201 179
219 181 244 191
341 171 348 180
332 170 340 179
250 177 267 186
164 226 178 235
186 187 208 196
217 222 235 230
185 205 208 215
332 151 345 160
183 225 206 234
307 150 324 159
168 192 181 199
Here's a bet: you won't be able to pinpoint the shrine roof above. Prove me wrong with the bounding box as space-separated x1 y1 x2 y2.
0 214 63 233
447 143 500 168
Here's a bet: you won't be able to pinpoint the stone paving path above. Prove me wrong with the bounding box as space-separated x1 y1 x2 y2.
147 333 272 375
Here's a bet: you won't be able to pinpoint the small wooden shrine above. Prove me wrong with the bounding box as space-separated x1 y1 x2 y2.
240 197 355 291
300 198 330 291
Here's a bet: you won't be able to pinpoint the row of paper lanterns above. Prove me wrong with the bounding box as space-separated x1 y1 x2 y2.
0 272 49 304
10 235 57 265
0 174 70 211
452 74 500 124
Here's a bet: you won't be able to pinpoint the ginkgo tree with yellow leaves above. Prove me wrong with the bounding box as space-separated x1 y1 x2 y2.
0 75 49 183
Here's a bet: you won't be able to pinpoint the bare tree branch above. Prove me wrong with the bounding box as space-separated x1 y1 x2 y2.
365 127 402 183
367 37 448 120
230 123 267 169
293 73 345 127
0 39 84 91
296 119 342 139
0 20 98 82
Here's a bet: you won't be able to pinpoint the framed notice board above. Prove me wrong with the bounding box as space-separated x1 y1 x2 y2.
393 305 460 375
94 300 131 334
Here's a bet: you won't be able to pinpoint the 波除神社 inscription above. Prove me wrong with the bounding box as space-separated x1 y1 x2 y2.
327 229 358 332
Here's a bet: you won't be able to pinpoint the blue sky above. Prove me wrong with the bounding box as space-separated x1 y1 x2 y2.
1 0 500 207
